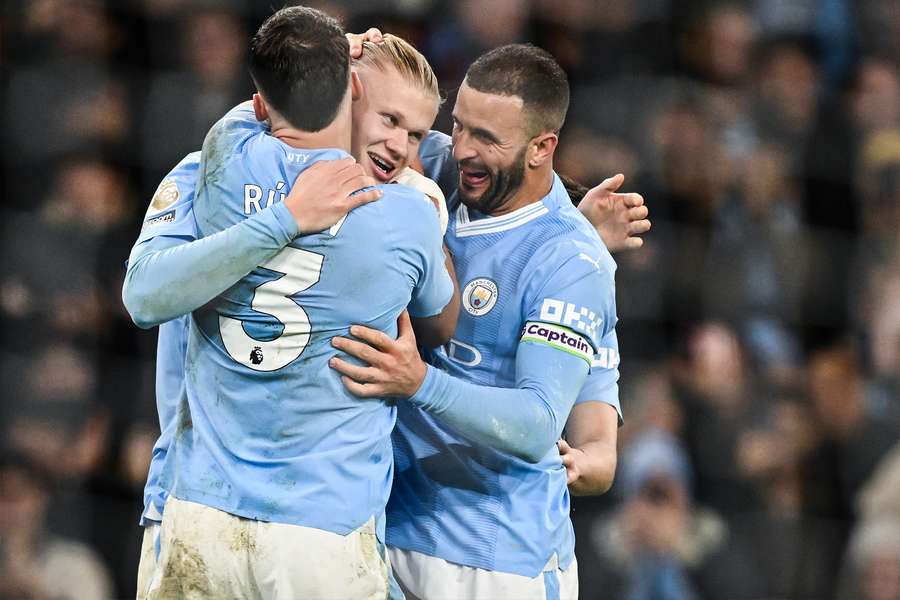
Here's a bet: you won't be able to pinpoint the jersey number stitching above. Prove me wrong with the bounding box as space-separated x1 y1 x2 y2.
219 247 324 371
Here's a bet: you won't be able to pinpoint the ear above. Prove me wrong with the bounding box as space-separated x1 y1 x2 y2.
528 132 558 168
350 69 363 102
253 93 268 122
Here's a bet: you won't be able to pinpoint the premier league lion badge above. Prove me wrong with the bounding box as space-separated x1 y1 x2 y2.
462 277 499 316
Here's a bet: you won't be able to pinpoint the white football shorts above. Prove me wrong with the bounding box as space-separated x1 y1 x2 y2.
388 546 578 600
143 496 388 599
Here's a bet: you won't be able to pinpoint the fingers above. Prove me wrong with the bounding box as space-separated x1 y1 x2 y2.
340 375 382 398
397 310 414 341
346 28 384 58
622 237 644 250
627 205 649 221
343 187 382 211
362 28 384 44
598 173 625 193
346 34 364 59
342 173 377 195
622 192 644 208
348 324 395 351
331 336 383 366
329 356 379 382
337 162 368 186
629 218 652 235
557 438 572 454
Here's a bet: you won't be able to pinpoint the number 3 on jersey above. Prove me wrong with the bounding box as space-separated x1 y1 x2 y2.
220 247 324 371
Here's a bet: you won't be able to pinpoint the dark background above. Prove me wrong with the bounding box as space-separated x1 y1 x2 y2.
1 0 899 598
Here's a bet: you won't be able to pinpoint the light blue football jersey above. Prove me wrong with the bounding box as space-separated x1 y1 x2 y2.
389 132 621 577
134 153 200 526
170 104 453 536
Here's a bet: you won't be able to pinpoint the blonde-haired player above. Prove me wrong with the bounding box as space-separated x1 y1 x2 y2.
351 33 448 233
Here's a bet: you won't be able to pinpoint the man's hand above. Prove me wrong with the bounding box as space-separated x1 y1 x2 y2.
347 28 384 58
558 438 588 486
285 157 382 234
330 310 427 398
579 174 650 252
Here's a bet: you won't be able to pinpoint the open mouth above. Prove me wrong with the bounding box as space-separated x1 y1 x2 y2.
460 166 488 188
368 152 396 181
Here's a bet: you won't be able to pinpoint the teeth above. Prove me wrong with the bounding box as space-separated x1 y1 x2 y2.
369 154 392 173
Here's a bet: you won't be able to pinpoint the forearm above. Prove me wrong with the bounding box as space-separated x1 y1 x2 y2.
568 438 617 495
408 365 565 462
123 204 297 328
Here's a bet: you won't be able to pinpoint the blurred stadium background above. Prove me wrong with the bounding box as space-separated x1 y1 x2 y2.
1 0 899 598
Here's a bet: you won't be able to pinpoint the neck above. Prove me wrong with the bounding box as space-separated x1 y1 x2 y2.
489 165 554 217
269 99 353 152
271 121 351 153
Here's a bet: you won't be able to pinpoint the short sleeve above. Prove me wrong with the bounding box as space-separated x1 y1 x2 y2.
521 243 617 366
392 185 454 318
575 329 622 423
135 152 201 245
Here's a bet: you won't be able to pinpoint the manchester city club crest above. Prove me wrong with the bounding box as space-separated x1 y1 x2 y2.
462 277 499 316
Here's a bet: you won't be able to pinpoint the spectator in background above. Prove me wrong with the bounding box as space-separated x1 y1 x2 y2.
5 0 129 204
0 157 133 353
703 143 805 387
839 518 900 600
581 429 761 600
732 396 824 597
0 450 113 600
139 5 250 183
797 344 900 597
672 322 765 518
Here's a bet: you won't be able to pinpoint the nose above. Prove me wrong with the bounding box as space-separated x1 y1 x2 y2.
384 128 407 162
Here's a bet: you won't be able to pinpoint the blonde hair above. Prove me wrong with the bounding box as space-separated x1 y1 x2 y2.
353 34 441 103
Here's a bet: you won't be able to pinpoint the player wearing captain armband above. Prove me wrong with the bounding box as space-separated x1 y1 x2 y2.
124 9 456 599
330 44 623 600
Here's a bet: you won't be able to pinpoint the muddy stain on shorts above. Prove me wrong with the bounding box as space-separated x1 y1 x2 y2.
154 539 211 599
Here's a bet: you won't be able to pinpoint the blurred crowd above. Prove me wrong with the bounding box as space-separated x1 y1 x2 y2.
0 0 898 598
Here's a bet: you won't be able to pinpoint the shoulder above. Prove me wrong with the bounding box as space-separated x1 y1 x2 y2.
366 183 443 249
206 102 262 142
377 182 439 217
202 102 267 169
165 151 201 184
143 152 201 221
527 208 616 282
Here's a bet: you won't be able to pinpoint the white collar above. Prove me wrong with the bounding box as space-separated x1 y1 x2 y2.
454 200 549 238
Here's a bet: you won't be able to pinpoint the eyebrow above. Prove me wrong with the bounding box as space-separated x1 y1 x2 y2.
389 109 426 137
453 114 501 144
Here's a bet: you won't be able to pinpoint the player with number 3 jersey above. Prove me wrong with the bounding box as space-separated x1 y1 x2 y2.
129 9 452 599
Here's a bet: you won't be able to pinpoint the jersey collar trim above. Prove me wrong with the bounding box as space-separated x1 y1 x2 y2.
453 173 565 237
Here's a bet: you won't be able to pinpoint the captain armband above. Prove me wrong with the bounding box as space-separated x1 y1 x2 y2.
519 321 593 366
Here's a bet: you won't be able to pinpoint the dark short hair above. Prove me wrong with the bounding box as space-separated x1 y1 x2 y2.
248 6 349 132
464 44 570 137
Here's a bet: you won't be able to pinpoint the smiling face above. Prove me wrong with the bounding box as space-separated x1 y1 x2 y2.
451 81 531 214
351 64 440 182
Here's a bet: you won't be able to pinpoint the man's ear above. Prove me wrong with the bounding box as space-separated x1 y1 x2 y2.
253 92 269 122
528 132 559 168
350 69 363 102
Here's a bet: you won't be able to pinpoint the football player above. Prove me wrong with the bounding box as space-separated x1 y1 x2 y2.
331 44 621 600
126 8 454 598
